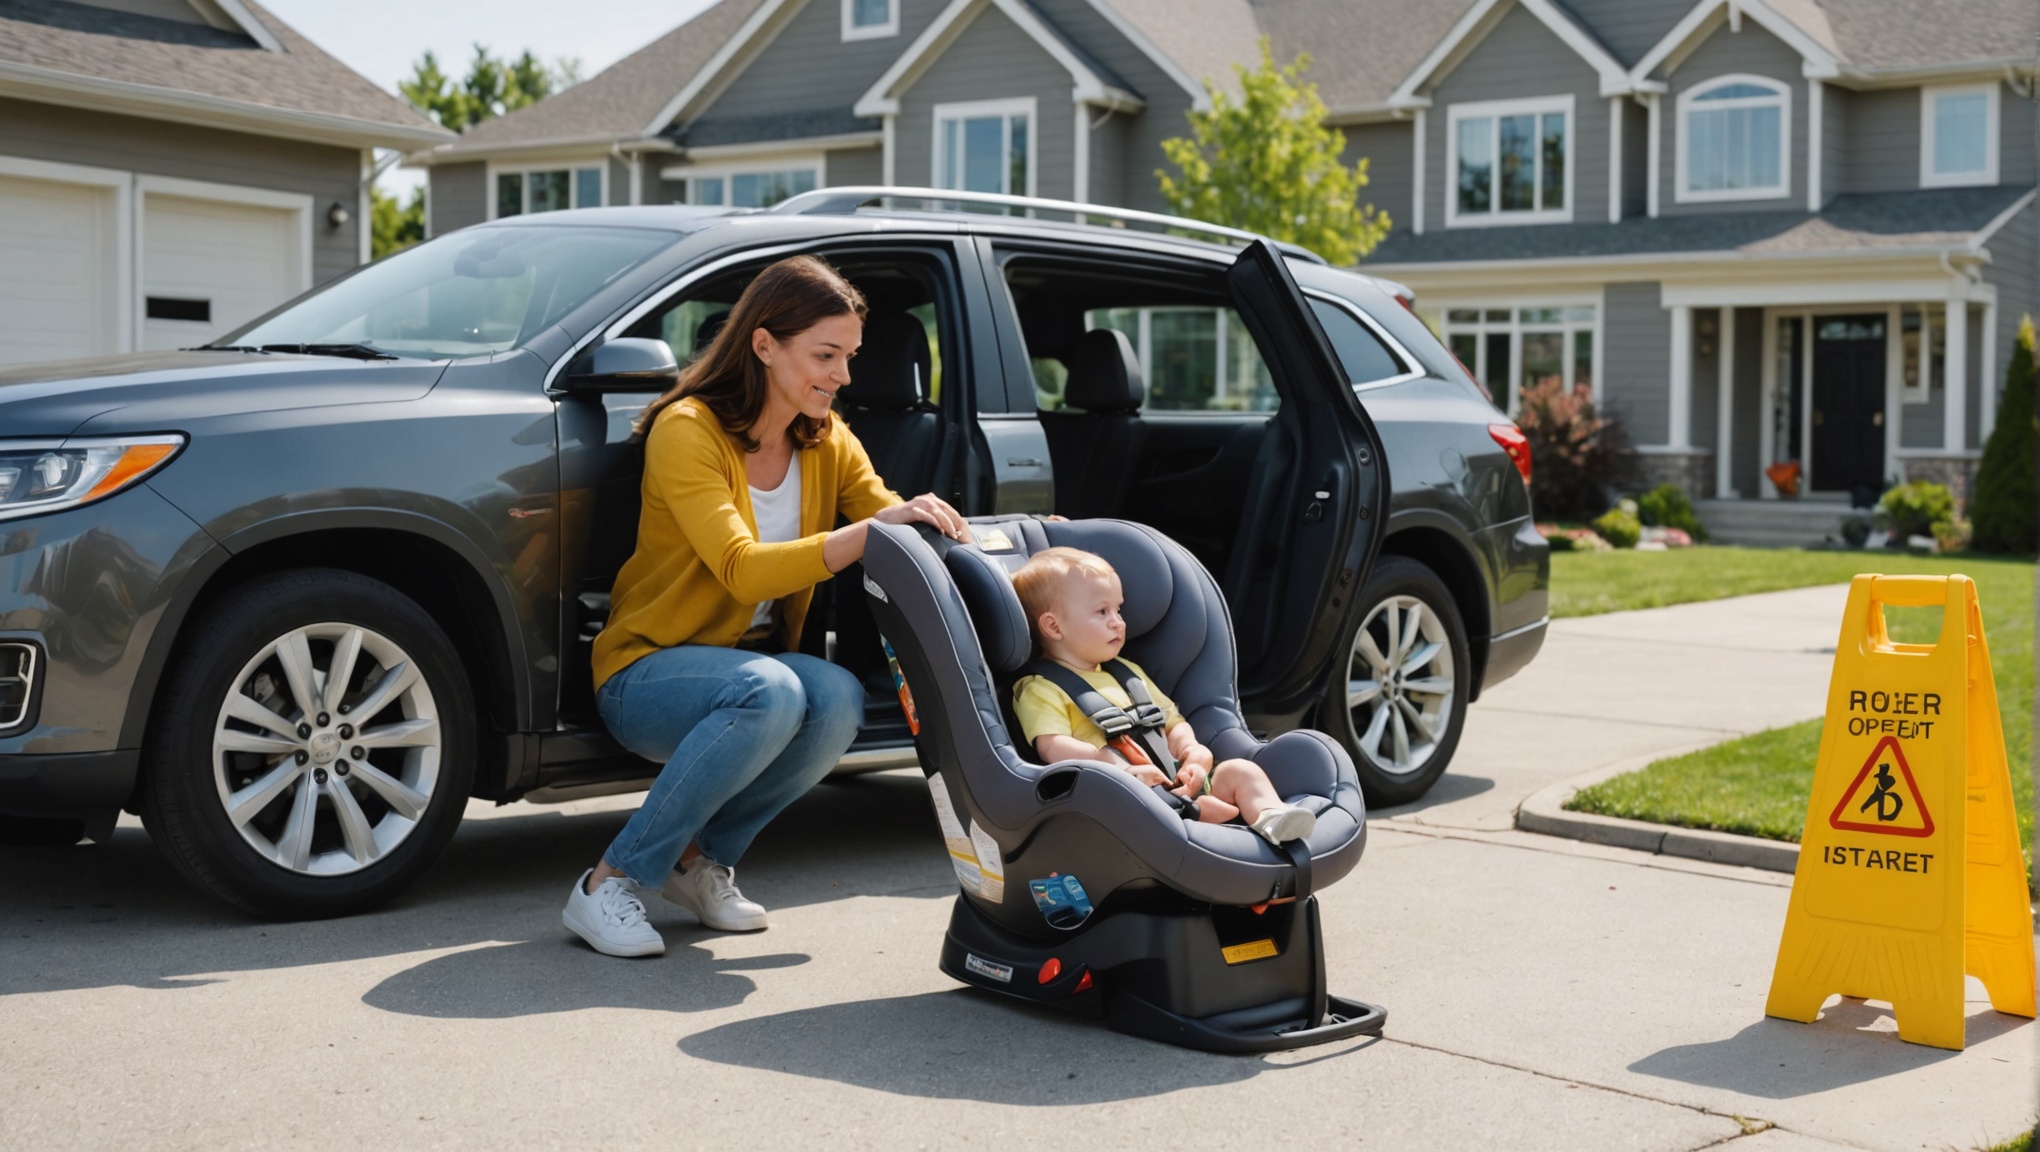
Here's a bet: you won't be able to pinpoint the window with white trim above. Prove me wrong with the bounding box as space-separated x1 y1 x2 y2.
1678 76 1790 201
1899 304 1946 404
1441 305 1595 414
1448 96 1571 226
841 0 896 40
934 98 1033 204
680 166 818 209
1921 84 1998 188
494 166 603 217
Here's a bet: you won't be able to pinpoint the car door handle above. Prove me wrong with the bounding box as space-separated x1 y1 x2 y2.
1005 457 1044 468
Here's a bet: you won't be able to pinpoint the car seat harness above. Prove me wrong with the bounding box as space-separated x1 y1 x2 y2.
1023 658 1200 820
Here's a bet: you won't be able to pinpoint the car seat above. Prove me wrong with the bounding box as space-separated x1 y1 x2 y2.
860 513 1385 1052
1037 328 1148 520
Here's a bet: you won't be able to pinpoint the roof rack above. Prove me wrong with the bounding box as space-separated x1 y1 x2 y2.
766 186 1327 265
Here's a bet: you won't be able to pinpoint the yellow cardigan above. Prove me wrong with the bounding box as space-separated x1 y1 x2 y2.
591 396 902 691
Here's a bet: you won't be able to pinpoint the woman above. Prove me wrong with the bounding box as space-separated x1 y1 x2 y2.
564 255 968 957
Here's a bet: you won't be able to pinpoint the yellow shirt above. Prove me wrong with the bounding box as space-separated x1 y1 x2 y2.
1012 658 1187 750
590 396 901 690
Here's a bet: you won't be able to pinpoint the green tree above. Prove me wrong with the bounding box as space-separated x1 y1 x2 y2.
398 45 580 131
1156 39 1391 265
370 184 425 260
1971 314 2036 554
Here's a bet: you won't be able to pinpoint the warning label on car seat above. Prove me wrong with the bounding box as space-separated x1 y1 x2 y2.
926 772 1004 902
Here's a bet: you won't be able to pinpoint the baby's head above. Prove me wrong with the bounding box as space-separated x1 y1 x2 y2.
1010 547 1125 667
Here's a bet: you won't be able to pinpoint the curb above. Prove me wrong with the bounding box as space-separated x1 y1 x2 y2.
1515 753 1802 874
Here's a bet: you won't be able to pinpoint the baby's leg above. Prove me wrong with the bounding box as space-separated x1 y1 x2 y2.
1208 758 1283 825
1192 794 1240 823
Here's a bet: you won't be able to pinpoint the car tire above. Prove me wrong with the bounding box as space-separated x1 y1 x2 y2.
1317 555 1470 808
140 569 474 918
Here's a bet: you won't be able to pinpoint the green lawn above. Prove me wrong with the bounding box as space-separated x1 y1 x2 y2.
1562 551 2034 884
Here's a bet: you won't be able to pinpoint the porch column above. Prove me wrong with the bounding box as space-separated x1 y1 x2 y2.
1715 308 1736 497
1668 304 1692 447
1980 301 1999 440
1943 293 1968 453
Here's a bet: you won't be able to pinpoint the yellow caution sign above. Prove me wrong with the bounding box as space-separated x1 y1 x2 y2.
1765 575 2035 1050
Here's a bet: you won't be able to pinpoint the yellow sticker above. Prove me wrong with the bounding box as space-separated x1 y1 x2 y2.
1221 938 1279 965
976 527 1014 552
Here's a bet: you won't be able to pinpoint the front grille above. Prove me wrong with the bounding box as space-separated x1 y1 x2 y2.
0 643 35 729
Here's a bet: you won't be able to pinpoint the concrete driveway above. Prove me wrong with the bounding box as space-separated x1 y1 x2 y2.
1 584 2032 1150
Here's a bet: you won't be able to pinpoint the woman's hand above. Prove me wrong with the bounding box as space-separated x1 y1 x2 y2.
874 493 972 542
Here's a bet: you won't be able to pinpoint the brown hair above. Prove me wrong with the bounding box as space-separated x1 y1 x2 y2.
1010 547 1118 653
634 254 868 450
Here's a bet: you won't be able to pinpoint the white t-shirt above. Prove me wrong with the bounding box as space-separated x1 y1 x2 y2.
746 462 802 629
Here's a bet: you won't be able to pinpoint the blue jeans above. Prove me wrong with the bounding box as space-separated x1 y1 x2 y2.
595 645 865 888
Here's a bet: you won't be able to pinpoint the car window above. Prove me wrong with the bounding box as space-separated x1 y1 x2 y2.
1081 306 1275 412
1308 297 1407 386
224 225 677 360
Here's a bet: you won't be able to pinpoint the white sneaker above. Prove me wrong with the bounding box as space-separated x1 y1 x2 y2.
1251 804 1316 846
563 869 665 957
662 860 769 932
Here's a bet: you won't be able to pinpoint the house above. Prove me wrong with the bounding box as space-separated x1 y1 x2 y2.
415 0 2035 518
0 0 452 366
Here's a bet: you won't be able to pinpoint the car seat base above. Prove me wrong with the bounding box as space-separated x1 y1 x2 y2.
938 892 1386 1053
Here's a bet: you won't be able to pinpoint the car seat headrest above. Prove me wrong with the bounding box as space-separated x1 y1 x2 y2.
1064 328 1144 413
946 545 1032 672
841 312 930 411
693 310 730 355
1042 519 1173 637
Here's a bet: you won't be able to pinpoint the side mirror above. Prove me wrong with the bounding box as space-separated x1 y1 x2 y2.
566 338 679 392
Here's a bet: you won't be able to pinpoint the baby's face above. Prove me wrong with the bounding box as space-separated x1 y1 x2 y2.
1049 571 1125 666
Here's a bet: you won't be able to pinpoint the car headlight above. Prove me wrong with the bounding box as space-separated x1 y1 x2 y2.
0 435 185 522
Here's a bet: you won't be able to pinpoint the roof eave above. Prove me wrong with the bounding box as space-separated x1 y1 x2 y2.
0 61 452 149
1367 239 1991 277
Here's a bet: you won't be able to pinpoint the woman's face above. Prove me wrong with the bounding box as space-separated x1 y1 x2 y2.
755 312 862 423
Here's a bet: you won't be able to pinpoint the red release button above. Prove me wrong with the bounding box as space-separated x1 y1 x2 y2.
1072 970 1093 994
1038 957 1062 984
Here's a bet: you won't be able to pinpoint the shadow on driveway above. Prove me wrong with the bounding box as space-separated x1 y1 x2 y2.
363 939 810 1018
676 988 1379 1103
1372 771 1496 819
1628 998 2028 1096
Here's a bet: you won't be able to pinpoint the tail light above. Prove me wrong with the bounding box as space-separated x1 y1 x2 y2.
1489 423 1531 483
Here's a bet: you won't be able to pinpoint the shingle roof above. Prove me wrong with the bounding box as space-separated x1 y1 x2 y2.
1248 0 1481 112
0 0 447 144
434 0 767 156
1366 187 2030 266
1815 0 2039 72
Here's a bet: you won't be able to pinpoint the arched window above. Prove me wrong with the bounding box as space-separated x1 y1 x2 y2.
1677 75 1791 202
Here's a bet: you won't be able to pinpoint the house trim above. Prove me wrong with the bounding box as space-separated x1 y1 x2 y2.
930 96 1037 197
679 132 881 162
484 159 610 221
854 0 1143 118
208 0 285 53
657 152 827 204
641 0 805 137
0 154 134 354
1919 82 2001 188
1442 95 1576 229
1389 0 1634 107
1070 0 1212 112
1672 74 1793 205
1630 0 1842 84
841 0 900 42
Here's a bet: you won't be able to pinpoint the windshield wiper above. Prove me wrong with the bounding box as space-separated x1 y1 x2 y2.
206 344 271 353
257 342 399 361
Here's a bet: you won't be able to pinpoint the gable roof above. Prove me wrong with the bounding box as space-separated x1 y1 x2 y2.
855 0 1143 117
427 0 768 159
1388 0 1638 107
1630 0 2039 85
0 0 448 147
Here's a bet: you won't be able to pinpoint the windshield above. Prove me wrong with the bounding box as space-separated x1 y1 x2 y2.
221 225 678 360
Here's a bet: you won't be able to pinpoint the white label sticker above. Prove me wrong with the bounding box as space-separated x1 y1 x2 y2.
968 820 1005 903
862 573 888 603
927 773 985 896
976 527 1014 552
964 953 1013 983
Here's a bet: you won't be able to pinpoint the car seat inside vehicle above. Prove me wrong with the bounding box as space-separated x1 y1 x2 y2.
1035 327 1148 520
859 512 1385 1051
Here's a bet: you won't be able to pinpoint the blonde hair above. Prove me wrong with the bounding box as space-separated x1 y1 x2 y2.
1010 547 1118 653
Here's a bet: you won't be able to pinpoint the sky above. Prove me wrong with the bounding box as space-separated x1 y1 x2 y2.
260 0 719 194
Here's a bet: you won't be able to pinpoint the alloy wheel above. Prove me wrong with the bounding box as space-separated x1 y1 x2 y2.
210 623 441 876
1346 594 1456 778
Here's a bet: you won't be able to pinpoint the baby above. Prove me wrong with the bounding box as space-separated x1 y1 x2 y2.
1009 546 1316 845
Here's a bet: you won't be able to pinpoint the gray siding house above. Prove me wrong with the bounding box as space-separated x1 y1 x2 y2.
417 0 2035 517
0 0 452 367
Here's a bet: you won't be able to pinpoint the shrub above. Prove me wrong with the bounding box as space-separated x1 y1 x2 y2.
1931 517 1971 554
1878 480 1956 540
1972 315 2036 553
1591 507 1641 548
1515 378 1633 521
1634 483 1709 542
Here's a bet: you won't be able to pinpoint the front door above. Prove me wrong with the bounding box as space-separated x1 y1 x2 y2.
1810 315 1886 494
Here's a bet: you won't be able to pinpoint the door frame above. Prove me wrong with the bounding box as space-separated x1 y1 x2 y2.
1758 303 1902 497
134 174 312 350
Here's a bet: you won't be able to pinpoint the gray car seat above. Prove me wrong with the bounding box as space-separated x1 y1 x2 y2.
860 513 1384 1052
1037 328 1147 520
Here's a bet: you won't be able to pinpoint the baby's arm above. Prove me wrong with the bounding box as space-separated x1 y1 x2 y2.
1032 734 1169 786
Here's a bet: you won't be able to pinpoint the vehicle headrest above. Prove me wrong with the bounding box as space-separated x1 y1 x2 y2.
1064 327 1144 413
693 310 730 355
841 311 929 411
942 519 1178 673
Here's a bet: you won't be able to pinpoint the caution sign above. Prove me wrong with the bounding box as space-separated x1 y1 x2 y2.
1765 575 2035 1050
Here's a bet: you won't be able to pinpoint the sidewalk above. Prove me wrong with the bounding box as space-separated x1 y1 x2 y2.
0 585 2032 1150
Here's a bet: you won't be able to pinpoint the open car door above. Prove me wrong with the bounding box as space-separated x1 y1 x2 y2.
1223 240 1391 711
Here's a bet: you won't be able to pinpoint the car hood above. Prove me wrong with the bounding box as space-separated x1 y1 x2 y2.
0 351 448 437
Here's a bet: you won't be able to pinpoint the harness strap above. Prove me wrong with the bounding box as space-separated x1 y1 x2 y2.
1026 658 1178 777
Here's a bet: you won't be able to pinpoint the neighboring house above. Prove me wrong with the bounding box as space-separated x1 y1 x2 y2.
0 0 451 366
415 0 2035 512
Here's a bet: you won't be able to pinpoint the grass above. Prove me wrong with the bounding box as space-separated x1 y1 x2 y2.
1562 551 2034 884
1982 1129 2035 1152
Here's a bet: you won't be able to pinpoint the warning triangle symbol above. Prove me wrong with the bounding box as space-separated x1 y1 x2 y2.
1828 735 1934 838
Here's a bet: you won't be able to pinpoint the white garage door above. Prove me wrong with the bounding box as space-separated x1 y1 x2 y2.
142 193 302 351
0 174 120 367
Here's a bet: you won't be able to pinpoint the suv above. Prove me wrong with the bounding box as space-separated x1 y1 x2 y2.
0 188 1546 916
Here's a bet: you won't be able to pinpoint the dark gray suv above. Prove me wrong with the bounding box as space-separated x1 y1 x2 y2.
0 188 1546 916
